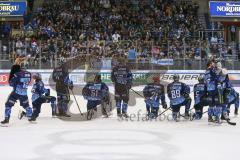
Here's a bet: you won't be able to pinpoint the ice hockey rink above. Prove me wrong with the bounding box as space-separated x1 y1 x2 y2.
0 85 239 160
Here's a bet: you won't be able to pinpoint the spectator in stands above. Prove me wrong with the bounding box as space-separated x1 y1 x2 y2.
8 0 228 69
16 39 24 56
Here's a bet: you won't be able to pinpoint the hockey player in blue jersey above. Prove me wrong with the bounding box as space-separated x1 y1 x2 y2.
205 59 234 123
52 61 73 117
82 75 110 120
167 74 191 121
28 73 57 121
192 74 208 120
226 87 239 116
1 65 32 125
218 70 239 118
204 60 221 122
111 57 133 118
215 69 231 122
143 76 167 119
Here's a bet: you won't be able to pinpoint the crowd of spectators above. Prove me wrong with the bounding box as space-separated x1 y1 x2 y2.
29 0 200 41
1 0 237 69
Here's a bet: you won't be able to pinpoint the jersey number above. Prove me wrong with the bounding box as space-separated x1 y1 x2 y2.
195 91 200 97
91 90 99 97
20 78 30 89
171 90 180 99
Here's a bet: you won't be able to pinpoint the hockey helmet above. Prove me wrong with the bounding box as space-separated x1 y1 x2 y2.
173 74 180 82
32 73 42 80
118 57 126 65
198 74 205 83
94 74 102 83
152 75 160 83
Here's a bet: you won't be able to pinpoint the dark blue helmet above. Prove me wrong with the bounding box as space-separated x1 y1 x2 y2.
32 73 42 80
173 74 180 82
198 74 205 83
94 74 102 83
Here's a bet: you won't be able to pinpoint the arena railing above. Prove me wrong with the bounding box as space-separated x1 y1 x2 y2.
0 39 239 70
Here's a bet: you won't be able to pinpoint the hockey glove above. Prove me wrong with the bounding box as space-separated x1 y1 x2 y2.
184 93 190 99
45 89 50 96
126 84 132 90
162 103 167 109
69 82 74 90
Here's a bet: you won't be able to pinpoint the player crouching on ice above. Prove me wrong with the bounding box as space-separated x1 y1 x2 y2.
143 76 167 119
167 74 191 122
220 69 239 116
1 64 32 126
20 73 57 121
192 74 209 120
226 87 239 116
218 69 239 119
82 75 110 120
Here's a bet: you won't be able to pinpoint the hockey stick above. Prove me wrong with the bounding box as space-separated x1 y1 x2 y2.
168 108 189 119
226 119 236 126
131 88 193 119
70 89 83 116
189 108 195 112
130 88 144 98
158 107 171 116
202 110 208 115
131 88 170 117
101 100 110 118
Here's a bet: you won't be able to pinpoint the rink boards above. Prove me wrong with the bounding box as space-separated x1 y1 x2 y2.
0 70 240 86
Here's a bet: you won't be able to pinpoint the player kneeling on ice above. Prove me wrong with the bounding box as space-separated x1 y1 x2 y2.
143 76 167 119
218 69 239 120
226 87 239 116
167 74 191 122
218 69 239 116
20 73 57 122
82 75 110 120
1 64 32 126
192 74 208 120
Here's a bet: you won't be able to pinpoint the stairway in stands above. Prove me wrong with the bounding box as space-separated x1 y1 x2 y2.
0 36 10 61
32 0 45 12
198 13 207 29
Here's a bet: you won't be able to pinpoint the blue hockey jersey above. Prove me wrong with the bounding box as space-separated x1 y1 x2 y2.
10 70 31 96
31 80 49 102
167 82 190 106
143 83 166 103
204 67 217 92
194 83 207 104
111 65 133 86
83 82 109 101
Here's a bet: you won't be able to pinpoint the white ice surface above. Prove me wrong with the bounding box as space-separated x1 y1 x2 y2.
0 86 239 160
